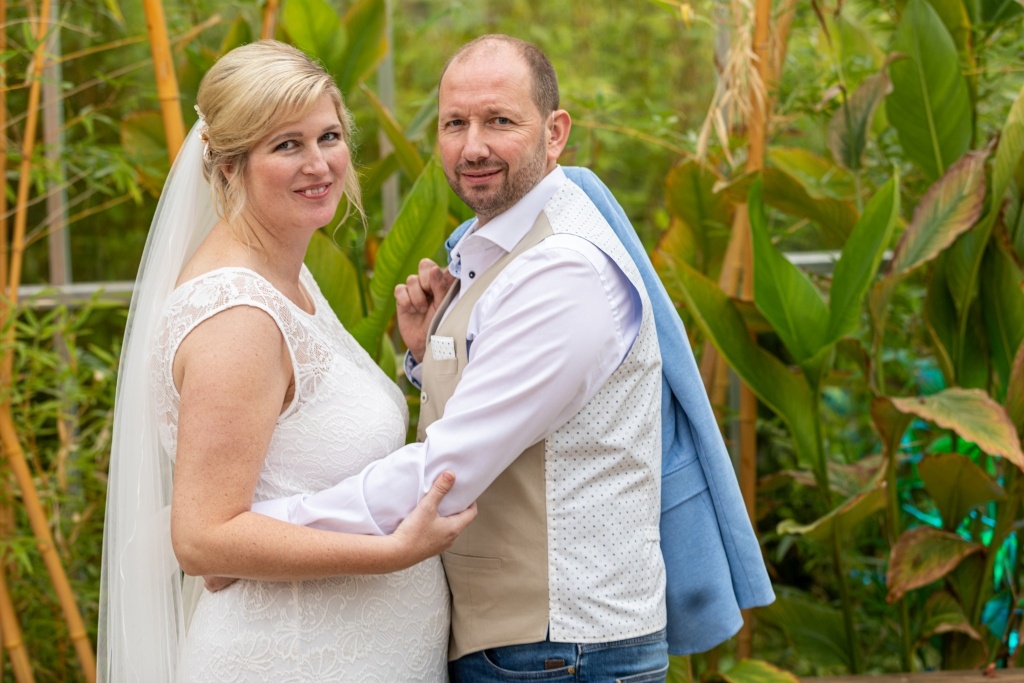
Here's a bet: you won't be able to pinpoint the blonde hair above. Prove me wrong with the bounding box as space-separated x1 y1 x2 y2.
196 40 362 224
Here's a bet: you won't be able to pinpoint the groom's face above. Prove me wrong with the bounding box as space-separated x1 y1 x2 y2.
437 45 553 227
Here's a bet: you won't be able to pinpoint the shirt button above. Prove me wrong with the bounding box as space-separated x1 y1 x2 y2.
421 392 428 404
468 271 475 279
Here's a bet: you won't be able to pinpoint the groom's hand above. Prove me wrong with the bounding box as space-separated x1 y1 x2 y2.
395 259 455 363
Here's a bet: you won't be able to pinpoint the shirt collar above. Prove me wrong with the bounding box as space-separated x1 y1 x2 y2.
452 166 567 258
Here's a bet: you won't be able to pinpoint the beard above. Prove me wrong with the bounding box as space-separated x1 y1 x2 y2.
446 135 548 221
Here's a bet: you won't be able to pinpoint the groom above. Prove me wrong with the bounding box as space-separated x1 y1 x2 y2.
255 34 773 679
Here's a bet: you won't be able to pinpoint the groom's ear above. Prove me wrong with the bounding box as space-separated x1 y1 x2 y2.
545 109 571 168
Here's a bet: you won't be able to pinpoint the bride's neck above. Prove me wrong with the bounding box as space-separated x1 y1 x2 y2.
227 214 307 282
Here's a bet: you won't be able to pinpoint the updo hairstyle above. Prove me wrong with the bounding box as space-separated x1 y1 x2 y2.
195 40 362 223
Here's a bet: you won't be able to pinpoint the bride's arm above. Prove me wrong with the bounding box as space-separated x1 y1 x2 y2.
169 304 474 580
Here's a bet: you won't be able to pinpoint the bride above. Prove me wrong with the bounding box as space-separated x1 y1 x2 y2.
97 40 475 682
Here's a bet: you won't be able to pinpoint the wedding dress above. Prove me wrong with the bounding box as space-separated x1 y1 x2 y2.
151 264 449 682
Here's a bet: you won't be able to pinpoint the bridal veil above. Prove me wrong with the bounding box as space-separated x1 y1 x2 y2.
97 122 215 682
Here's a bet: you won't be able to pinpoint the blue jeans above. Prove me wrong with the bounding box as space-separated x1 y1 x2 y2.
448 628 668 682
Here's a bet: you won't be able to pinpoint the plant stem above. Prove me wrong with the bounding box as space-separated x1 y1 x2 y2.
974 469 1020 628
885 451 915 670
811 377 862 672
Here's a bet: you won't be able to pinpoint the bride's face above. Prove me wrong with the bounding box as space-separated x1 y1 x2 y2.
239 96 349 238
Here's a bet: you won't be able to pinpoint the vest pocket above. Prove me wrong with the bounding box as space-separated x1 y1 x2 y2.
442 551 503 570
430 357 459 375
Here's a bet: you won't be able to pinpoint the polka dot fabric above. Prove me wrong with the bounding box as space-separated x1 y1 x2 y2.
541 183 667 643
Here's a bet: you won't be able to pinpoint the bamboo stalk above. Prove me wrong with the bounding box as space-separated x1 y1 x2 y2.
2 3 97 680
704 210 747 405
7 0 50 307
733 0 773 660
261 0 280 40
0 564 35 683
0 411 95 682
142 0 186 162
0 1 12 676
1 0 8 290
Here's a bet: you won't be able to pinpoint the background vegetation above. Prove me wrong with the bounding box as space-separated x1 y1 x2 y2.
3 0 1024 681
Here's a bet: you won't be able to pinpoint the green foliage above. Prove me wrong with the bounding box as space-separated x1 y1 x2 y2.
886 0 973 181
350 157 450 359
654 0 1024 675
9 0 1024 678
1 301 119 682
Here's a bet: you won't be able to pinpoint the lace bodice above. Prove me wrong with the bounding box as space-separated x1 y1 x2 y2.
153 266 410 500
151 266 448 682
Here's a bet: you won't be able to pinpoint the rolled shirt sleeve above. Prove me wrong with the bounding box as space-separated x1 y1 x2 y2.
251 234 641 534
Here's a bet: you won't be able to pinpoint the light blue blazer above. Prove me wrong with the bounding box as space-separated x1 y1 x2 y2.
445 167 775 655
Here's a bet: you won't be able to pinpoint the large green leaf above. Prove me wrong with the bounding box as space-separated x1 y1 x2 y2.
829 12 886 70
918 591 983 642
918 453 1006 530
666 258 820 467
923 263 958 384
872 397 914 457
360 84 426 180
828 70 893 172
717 659 800 683
663 160 731 275
1005 342 1024 434
653 218 698 287
304 230 363 331
886 526 984 603
360 153 401 200
721 168 858 248
351 157 449 356
758 587 853 670
981 246 1024 397
945 217 998 330
749 180 830 364
776 480 886 543
763 167 859 248
948 552 988 630
280 0 385 95
337 0 388 94
667 657 693 683
891 388 1024 468
768 147 858 199
280 0 346 74
991 85 1024 215
826 175 900 346
888 148 988 277
886 0 972 181
925 0 974 54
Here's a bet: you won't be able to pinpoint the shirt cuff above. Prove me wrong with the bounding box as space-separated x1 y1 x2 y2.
251 495 296 522
404 350 423 389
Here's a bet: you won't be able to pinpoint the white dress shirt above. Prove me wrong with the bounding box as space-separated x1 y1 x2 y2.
252 167 641 533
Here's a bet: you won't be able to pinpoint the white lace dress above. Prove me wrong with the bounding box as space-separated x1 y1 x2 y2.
152 266 449 682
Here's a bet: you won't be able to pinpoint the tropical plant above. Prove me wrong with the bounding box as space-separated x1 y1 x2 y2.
653 0 1024 675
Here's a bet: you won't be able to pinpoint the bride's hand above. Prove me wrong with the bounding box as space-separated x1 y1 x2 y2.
390 471 477 567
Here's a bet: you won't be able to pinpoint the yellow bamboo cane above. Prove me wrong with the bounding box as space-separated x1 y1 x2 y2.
733 0 773 660
261 0 281 40
1 0 8 289
2 2 96 681
0 564 34 683
0 2 14 676
142 0 185 163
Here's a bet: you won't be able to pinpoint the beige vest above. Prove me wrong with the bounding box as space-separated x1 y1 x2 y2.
419 184 664 660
